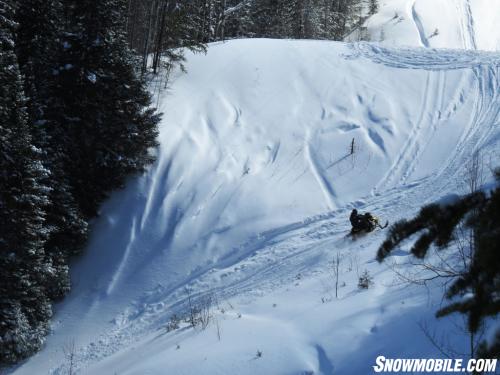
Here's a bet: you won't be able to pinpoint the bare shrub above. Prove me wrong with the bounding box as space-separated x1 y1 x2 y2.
62 339 77 375
166 314 180 332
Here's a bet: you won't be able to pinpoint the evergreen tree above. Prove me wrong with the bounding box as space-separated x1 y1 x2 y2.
377 172 500 358
221 0 361 40
0 0 52 362
369 0 378 15
15 0 88 300
224 0 253 39
245 0 276 38
1 0 161 365
58 0 160 218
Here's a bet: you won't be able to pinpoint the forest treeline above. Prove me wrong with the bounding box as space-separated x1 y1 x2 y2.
0 0 372 366
0 0 159 364
126 0 377 74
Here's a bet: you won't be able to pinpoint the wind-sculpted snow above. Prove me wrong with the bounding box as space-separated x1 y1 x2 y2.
11 39 500 375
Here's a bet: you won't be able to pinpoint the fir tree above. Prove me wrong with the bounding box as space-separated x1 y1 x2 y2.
15 0 89 300
1 0 161 364
369 0 378 15
377 172 500 358
58 0 160 218
0 0 52 363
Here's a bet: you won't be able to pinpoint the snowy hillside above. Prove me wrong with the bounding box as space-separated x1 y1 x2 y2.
10 2 500 375
347 0 500 51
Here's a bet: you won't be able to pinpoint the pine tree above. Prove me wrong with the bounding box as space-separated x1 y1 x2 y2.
224 0 254 38
377 172 500 358
1 0 162 365
0 0 52 363
58 0 160 218
15 0 89 301
369 0 378 15
249 0 278 37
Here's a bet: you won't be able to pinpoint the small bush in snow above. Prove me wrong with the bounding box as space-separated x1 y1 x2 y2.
358 270 374 289
184 289 214 330
166 314 180 332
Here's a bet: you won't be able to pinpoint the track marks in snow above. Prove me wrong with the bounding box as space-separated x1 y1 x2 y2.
434 65 500 193
464 0 477 50
107 218 138 296
73 178 431 372
462 0 477 50
454 0 477 50
140 157 174 232
375 71 432 191
400 70 445 184
349 43 500 71
355 43 500 193
305 130 338 210
411 2 429 48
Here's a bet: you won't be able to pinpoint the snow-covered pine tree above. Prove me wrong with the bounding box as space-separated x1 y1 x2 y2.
377 173 500 358
15 0 89 301
289 0 307 39
315 0 341 39
0 0 52 363
220 0 358 40
152 1 206 74
57 0 160 218
224 0 253 38
248 0 278 37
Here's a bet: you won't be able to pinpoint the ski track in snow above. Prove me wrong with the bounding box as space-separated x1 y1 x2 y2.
374 71 433 191
463 0 477 50
29 42 500 374
305 129 339 210
348 43 500 70
411 2 429 48
363 43 499 192
453 0 477 50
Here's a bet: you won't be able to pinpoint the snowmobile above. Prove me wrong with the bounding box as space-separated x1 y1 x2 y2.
350 212 388 236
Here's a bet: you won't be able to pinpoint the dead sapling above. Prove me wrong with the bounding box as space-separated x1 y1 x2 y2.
62 339 77 375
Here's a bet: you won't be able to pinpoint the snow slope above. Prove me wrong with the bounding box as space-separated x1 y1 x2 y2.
347 0 500 51
10 3 500 375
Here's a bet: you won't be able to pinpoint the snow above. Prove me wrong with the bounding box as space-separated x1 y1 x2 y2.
87 73 97 83
9 1 500 374
348 0 500 51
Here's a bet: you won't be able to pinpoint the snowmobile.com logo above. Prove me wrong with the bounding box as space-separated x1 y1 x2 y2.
373 356 498 373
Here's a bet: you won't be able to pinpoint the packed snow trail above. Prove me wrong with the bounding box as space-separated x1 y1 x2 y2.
10 38 500 375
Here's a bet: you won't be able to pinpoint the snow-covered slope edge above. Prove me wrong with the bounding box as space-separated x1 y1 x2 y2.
11 39 500 374
347 0 500 51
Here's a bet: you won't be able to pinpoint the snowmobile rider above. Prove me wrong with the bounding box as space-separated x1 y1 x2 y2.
350 209 377 233
350 209 360 228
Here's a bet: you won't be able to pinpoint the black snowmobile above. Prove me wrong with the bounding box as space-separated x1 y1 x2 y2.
349 209 388 236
